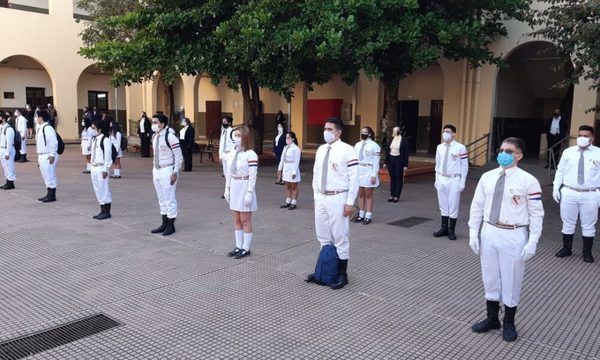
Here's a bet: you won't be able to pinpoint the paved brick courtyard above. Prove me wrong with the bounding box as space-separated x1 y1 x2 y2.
0 146 599 359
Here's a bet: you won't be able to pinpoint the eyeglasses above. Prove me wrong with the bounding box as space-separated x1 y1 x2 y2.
497 148 521 155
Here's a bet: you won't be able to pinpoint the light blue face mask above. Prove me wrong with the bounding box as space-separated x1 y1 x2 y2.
496 152 514 167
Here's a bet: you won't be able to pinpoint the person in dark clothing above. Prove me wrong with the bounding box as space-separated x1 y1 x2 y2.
138 111 153 157
47 103 58 128
24 104 35 139
179 117 195 172
384 126 409 202
545 108 568 169
275 110 286 127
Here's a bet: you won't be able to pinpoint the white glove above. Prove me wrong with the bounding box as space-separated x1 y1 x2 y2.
553 188 560 203
469 234 480 255
434 177 440 190
458 182 465 192
521 242 537 261
244 192 253 207
224 188 230 203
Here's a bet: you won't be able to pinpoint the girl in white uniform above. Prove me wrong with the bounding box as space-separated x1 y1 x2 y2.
109 119 123 178
88 120 113 220
353 127 381 224
277 132 301 209
81 109 92 174
224 125 258 259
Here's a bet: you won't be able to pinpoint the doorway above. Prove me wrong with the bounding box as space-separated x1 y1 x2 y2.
205 101 222 139
398 100 419 153
428 100 443 155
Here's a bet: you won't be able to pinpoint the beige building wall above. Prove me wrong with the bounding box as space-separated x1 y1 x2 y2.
0 67 53 108
77 73 126 111
398 64 444 117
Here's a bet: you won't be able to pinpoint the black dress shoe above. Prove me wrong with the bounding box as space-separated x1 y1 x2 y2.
234 249 251 259
288 204 297 210
221 195 225 199
555 248 572 257
82 170 91 174
502 323 518 342
227 247 242 257
352 216 364 223
280 203 291 208
393 198 399 203
362 218 372 225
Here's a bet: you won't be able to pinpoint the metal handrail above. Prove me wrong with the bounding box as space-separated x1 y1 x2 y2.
466 133 490 165
547 136 571 184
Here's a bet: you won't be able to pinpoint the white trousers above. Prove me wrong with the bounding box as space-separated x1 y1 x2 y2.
153 167 178 218
38 154 58 188
436 176 461 218
1 148 16 181
20 138 26 155
314 193 350 259
560 187 599 237
91 167 112 205
221 153 230 177
480 223 527 307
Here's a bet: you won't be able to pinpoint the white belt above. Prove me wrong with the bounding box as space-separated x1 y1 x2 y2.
284 160 295 163
92 163 105 167
224 150 232 154
486 221 528 230
441 174 461 178
359 163 373 166
563 185 599 193
323 190 348 195
38 152 50 155
155 163 174 169
232 175 249 180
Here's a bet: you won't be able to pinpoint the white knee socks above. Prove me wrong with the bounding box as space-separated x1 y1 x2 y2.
235 230 243 249
243 233 253 251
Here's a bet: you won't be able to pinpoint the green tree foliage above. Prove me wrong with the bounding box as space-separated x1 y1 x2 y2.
534 0 600 110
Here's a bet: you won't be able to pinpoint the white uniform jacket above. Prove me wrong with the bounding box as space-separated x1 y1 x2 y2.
90 134 114 173
435 140 468 186
553 145 600 191
354 139 381 187
312 139 359 206
36 123 58 156
278 144 301 182
152 127 183 174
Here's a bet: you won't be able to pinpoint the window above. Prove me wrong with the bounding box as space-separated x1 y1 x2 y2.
3 92 14 99
88 91 109 111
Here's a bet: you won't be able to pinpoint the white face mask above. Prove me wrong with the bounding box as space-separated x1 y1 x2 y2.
323 131 336 144
88 128 98 138
151 124 160 133
81 120 85 126
577 136 591 148
442 132 453 142
277 126 283 134
181 121 186 127
233 137 242 146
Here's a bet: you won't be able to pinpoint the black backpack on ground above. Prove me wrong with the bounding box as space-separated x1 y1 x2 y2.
42 125 65 155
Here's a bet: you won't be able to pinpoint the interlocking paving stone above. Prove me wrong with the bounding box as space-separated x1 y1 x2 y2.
0 146 598 359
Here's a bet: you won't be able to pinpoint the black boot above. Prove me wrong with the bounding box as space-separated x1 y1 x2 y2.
162 217 176 236
555 233 573 257
93 205 104 219
582 236 594 263
151 215 168 233
38 188 50 201
448 218 457 240
18 155 28 163
42 188 56 202
330 259 349 290
0 180 7 189
2 180 15 190
472 300 501 333
433 216 449 237
97 203 112 220
502 306 518 342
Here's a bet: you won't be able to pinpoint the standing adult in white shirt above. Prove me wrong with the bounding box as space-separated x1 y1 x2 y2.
219 116 235 195
81 107 93 174
306 117 359 290
469 137 544 342
109 119 124 179
88 121 113 220
150 113 183 236
277 132 302 209
35 110 59 202
0 113 16 190
433 125 469 240
546 108 566 169
14 110 28 163
352 127 380 224
553 125 600 263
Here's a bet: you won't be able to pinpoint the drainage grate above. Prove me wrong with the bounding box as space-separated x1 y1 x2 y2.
388 216 431 228
0 314 121 360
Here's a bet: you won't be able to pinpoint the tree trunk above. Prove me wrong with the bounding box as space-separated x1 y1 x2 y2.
239 73 264 155
384 81 399 139
167 84 176 126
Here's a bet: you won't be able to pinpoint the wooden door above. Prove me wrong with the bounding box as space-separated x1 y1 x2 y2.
428 100 443 155
205 101 222 139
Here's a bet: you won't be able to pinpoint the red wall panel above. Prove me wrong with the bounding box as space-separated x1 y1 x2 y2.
307 99 343 126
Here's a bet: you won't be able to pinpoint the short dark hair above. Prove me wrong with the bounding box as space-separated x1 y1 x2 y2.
362 126 374 139
325 117 343 131
222 116 233 124
92 120 109 136
443 124 457 133
579 125 594 134
36 110 50 122
502 137 525 153
153 113 169 125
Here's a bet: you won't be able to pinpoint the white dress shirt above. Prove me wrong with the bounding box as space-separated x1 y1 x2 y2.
139 117 146 133
16 115 27 139
549 116 561 135
354 138 381 178
152 127 184 174
179 125 188 140
0 123 14 156
435 140 469 183
90 134 113 173
469 166 544 244
36 123 58 156
219 127 235 157
554 145 600 190
312 139 359 206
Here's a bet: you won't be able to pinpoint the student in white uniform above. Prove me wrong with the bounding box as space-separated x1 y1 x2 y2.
14 110 28 163
433 125 469 240
219 116 235 197
150 113 184 236
277 132 301 210
88 121 113 220
306 117 359 290
35 110 59 202
224 125 258 259
109 119 123 179
352 127 380 224
0 113 16 190
81 107 93 174
469 137 544 342
553 125 600 263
